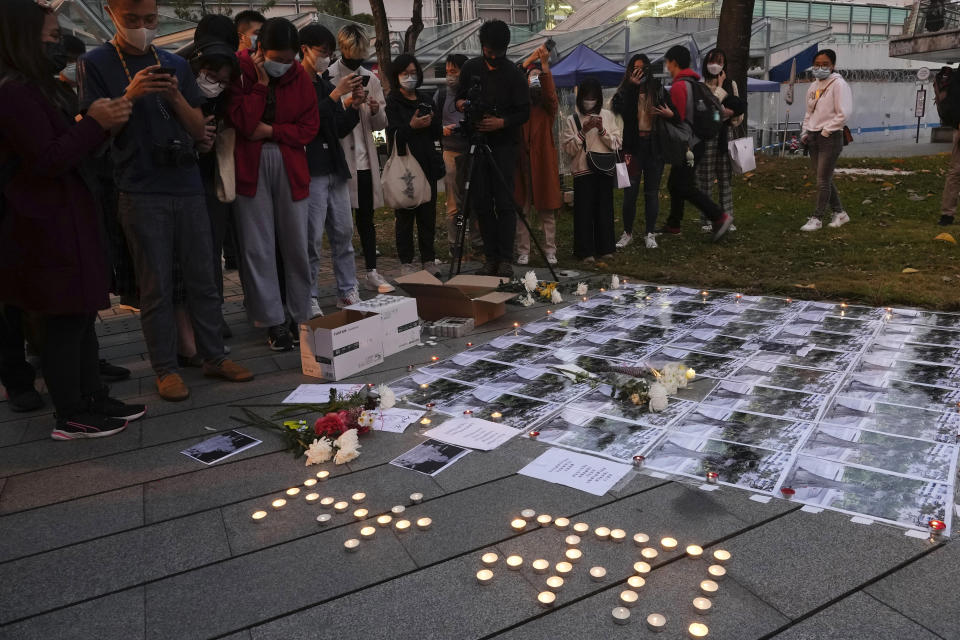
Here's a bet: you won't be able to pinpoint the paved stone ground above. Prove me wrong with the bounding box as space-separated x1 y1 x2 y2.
0 259 956 640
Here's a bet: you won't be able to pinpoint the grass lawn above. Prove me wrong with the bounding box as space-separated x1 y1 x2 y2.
371 151 960 311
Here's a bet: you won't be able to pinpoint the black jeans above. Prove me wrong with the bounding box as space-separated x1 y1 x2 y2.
30 312 101 418
573 172 616 259
396 196 437 264
666 144 723 228
622 138 665 235
471 142 517 265
0 304 35 393
354 169 377 270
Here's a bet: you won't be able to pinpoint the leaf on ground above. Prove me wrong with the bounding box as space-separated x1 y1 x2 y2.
935 232 957 244
882 182 895 188
902 268 920 274
943 276 954 282
793 283 817 289
862 199 872 205
803 182 813 187
907 194 927 201
774 186 786 191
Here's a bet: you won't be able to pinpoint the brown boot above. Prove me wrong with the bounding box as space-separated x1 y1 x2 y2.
203 358 254 382
157 373 190 402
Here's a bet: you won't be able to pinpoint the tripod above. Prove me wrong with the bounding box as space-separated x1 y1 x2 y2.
448 137 559 282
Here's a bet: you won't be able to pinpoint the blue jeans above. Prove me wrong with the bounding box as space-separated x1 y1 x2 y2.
621 137 664 235
308 174 358 298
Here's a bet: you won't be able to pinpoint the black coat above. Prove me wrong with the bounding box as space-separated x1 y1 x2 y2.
385 90 443 183
306 75 361 181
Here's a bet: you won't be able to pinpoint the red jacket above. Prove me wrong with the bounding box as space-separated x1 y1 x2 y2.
669 68 701 124
228 50 319 201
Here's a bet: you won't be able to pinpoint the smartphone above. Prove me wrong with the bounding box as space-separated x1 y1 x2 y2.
416 102 433 117
361 75 370 87
152 67 177 77
545 38 556 53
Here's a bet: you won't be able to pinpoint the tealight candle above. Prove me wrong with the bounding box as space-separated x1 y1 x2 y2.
351 492 366 503
610 529 626 543
303 478 318 488
537 591 556 608
554 517 570 530
545 575 564 591
520 508 537 519
565 534 581 547
707 565 726 581
481 552 499 567
555 561 573 575
416 517 432 530
251 510 267 522
641 547 658 560
536 514 553 527
353 508 368 520
344 539 360 553
619 590 639 607
594 526 611 540
334 501 349 513
511 518 527 532
633 532 650 546
633 561 651 574
589 566 606 582
476 569 494 585
532 559 549 574
285 488 301 499
660 537 678 551
315 514 332 525
712 549 731 564
490 411 503 419
420 418 432 425
305 492 320 503
410 492 424 504
686 544 704 558
627 575 645 589
573 522 589 533
320 497 335 508
316 470 330 480
564 548 582 564
688 622 710 638
395 519 411 533
646 613 667 632
700 579 719 596
271 498 287 510
360 526 376 539
692 597 713 615
376 515 393 527
391 505 406 515
612 606 631 625
506 555 523 570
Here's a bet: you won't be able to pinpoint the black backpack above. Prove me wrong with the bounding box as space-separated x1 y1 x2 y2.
679 77 723 141
934 66 960 128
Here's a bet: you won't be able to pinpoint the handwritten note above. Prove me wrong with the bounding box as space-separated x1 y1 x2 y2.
518 448 632 496
422 417 521 451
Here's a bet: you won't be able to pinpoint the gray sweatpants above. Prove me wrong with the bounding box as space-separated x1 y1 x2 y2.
234 143 312 327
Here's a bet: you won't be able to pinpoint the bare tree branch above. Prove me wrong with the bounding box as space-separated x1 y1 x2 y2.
368 0 393 92
404 0 424 54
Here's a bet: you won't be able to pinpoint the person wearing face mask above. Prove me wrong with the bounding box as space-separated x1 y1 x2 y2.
229 17 320 353
235 10 265 54
79 0 254 402
513 45 561 266
386 54 443 273
800 49 852 232
58 35 87 104
327 24 394 294
561 78 623 263
300 24 365 315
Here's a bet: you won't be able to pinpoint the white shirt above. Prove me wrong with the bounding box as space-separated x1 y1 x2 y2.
802 73 853 136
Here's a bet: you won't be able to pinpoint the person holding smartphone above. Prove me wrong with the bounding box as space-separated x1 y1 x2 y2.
386 54 443 273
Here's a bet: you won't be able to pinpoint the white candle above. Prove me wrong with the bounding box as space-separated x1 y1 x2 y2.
476 569 494 585
627 575 645 589
712 549 731 564
531 559 549 574
594 526 611 540
303 478 318 488
633 532 650 546
554 517 570 530
660 537 678 551
700 579 719 596
351 492 366 503
334 501 349 513
693 597 713 615
545 575 564 591
271 498 287 510
360 526 376 539
612 606 631 625
506 555 523 570
707 565 726 581
315 513 332 525
564 534 581 547
573 522 590 534
641 547 659 560
610 528 626 543
410 492 424 504
304 492 320 503
285 488 301 499
688 622 709 638
315 470 330 480
251 510 267 522
619 590 639 607
537 591 556 608
686 544 704 558
391 505 406 515
646 613 667 632
633 561 651 574
320 497 335 508
511 518 527 532
344 538 360 553
564 548 582 564
353 508 368 520
395 519 411 533
416 517 432 530
376 515 393 528
589 566 606 582
536 514 553 527
555 561 573 575
481 552 499 567
520 508 536 519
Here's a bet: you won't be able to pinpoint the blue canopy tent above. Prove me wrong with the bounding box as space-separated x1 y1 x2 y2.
551 44 626 88
768 44 819 82
747 77 781 93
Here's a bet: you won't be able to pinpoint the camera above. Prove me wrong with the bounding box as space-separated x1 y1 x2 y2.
152 138 196 168
458 77 498 139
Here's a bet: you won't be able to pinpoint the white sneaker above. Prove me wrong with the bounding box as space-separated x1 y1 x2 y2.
365 269 394 293
399 263 418 276
615 232 633 249
336 289 361 309
309 297 323 318
827 211 850 228
516 254 529 265
700 223 713 233
645 233 658 249
546 253 558 265
729 224 737 232
800 217 822 232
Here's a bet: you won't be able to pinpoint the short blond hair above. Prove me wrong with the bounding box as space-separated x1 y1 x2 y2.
337 24 369 60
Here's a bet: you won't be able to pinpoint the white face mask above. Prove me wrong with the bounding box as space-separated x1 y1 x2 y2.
707 63 723 76
197 71 226 98
582 99 597 111
400 75 418 90
264 59 292 78
115 24 157 52
62 63 77 82
812 66 832 80
529 74 541 88
446 75 459 89
314 55 330 75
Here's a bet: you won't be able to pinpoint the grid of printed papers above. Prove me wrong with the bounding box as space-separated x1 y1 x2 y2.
389 284 959 534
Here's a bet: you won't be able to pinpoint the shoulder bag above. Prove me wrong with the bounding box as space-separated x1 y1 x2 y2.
573 113 619 176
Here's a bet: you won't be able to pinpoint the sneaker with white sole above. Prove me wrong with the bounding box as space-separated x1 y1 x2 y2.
546 253 557 265
364 269 394 293
827 211 850 228
399 263 418 276
701 223 713 233
51 413 128 440
309 297 323 318
800 217 822 232
516 254 529 265
337 289 361 308
615 232 633 249
645 233 658 249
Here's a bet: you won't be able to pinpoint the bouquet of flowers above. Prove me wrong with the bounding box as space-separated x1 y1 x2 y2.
551 361 695 413
497 271 590 306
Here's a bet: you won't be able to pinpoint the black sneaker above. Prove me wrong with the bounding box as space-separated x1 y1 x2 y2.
268 324 294 352
496 263 515 279
479 261 499 276
288 320 300 346
91 389 146 421
51 413 128 440
939 215 954 226
7 388 43 412
99 359 131 382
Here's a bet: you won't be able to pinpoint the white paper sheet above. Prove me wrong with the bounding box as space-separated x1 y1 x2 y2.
370 408 425 434
518 448 632 496
282 384 364 404
422 417 521 451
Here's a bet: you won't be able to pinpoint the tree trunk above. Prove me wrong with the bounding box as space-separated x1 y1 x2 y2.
716 0 756 116
369 0 393 93
404 0 424 53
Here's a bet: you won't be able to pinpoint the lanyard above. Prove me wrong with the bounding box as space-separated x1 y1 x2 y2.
111 40 162 83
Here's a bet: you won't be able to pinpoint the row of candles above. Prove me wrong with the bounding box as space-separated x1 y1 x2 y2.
476 510 732 637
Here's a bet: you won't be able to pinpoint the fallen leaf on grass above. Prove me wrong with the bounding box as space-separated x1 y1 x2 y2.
935 232 957 244
793 283 817 289
902 268 920 274
943 276 954 282
907 194 927 202
862 199 872 205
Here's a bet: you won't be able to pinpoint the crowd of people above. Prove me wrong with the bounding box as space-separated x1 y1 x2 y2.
0 0 855 441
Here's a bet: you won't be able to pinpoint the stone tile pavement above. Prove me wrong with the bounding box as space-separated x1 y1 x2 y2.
0 260 955 640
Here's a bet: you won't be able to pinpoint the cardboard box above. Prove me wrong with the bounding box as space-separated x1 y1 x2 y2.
395 270 516 326
299 310 384 380
346 294 420 357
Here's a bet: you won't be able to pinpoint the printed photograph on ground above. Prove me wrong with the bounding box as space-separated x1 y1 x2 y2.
535 408 665 462
671 407 812 452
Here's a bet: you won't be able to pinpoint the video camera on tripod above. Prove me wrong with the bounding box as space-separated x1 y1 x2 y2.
455 76 499 140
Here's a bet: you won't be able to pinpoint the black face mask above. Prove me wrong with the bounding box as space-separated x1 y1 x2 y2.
341 57 363 71
44 40 68 75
